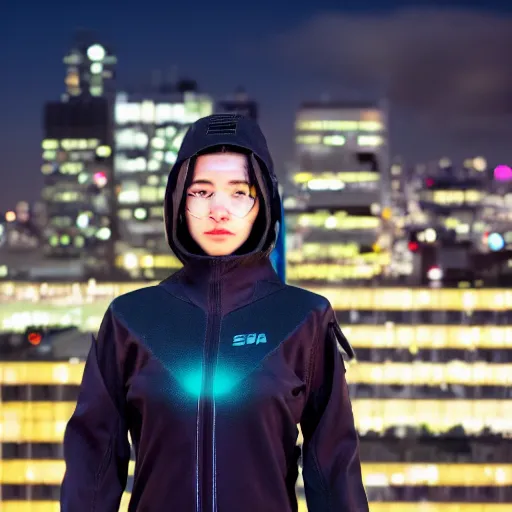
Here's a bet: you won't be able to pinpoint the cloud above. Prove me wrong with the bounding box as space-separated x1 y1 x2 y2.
267 8 512 121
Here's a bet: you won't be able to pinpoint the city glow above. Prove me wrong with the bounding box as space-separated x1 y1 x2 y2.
473 156 487 171
86 44 106 61
2 360 512 387
1 399 511 442
494 165 512 181
0 459 510 487
488 233 505 252
3 283 512 312
296 119 384 132
427 266 443 281
93 171 108 188
1 502 511 512
96 145 111 158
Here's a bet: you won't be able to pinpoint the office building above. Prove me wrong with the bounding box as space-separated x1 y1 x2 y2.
1 282 512 510
41 98 116 275
113 84 213 279
286 101 391 283
41 36 117 276
63 31 116 99
216 87 258 120
404 158 500 284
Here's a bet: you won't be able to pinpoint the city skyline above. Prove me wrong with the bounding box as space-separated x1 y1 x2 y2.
2 0 512 209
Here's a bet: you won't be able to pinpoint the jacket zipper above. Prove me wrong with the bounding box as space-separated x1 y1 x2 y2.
197 262 222 512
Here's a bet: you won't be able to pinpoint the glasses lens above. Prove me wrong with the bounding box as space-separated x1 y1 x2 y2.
186 194 255 219
229 195 256 218
186 196 210 219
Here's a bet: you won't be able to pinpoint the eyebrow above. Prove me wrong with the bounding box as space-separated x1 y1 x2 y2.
190 179 250 186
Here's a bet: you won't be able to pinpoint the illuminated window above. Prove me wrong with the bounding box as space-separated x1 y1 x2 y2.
134 208 147 220
170 130 187 151
118 209 132 220
296 211 380 231
391 164 402 176
53 191 82 202
296 134 321 145
118 182 140 204
358 135 383 147
150 207 164 218
307 178 345 191
305 288 512 311
358 121 383 131
140 101 155 123
59 162 83 175
96 145 112 158
42 150 57 161
90 62 103 74
347 362 512 386
51 216 73 228
288 263 380 281
323 135 346 146
115 103 142 124
139 186 159 203
42 139 59 150
353 400 512 435
293 172 380 185
115 156 147 173
65 72 80 89
87 44 106 61
296 120 359 131
147 160 160 172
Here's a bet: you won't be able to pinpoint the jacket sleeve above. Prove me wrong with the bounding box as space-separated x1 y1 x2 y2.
300 312 369 511
60 306 131 511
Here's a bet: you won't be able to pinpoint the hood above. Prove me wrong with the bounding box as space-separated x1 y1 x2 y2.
163 114 282 265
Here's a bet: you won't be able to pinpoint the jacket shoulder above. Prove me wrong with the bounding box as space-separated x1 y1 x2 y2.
280 284 332 312
109 285 164 315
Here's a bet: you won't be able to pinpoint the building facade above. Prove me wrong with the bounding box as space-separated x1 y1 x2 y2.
286 101 391 283
113 87 213 279
216 87 258 120
41 98 116 275
40 35 117 277
63 33 116 100
1 283 512 510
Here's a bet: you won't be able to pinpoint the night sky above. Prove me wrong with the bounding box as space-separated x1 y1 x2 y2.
2 0 512 209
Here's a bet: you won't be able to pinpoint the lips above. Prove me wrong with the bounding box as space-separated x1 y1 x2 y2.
204 229 234 236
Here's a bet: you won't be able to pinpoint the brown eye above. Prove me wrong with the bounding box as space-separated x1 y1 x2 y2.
188 189 211 198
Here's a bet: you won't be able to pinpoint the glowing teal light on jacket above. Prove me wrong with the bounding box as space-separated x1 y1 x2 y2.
180 367 240 398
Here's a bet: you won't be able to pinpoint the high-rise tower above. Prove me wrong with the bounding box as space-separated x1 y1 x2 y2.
63 30 117 99
40 33 117 276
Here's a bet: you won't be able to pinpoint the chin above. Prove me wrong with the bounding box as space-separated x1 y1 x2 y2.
200 240 243 257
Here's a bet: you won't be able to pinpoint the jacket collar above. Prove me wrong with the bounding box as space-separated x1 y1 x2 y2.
160 254 283 316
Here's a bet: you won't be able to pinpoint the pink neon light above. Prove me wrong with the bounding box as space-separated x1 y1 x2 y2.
494 165 512 181
93 171 108 187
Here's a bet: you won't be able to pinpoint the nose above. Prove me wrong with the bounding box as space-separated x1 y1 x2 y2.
209 201 230 223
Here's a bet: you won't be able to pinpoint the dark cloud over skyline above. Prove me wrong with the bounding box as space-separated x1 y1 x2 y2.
1 2 511 210
263 8 512 163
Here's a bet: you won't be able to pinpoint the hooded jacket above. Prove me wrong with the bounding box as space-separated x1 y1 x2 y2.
60 114 368 512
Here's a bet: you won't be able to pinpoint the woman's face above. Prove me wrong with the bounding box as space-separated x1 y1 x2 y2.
185 152 260 256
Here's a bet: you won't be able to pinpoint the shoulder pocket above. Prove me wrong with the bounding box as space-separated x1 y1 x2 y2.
328 321 356 361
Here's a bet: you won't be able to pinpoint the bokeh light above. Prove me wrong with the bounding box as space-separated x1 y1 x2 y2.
494 165 512 181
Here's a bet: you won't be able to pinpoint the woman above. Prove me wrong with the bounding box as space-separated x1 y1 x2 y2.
60 114 368 511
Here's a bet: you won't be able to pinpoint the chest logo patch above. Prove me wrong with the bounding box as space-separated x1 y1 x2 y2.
232 333 267 346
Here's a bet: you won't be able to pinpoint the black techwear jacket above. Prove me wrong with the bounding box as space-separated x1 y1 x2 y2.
60 114 369 511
